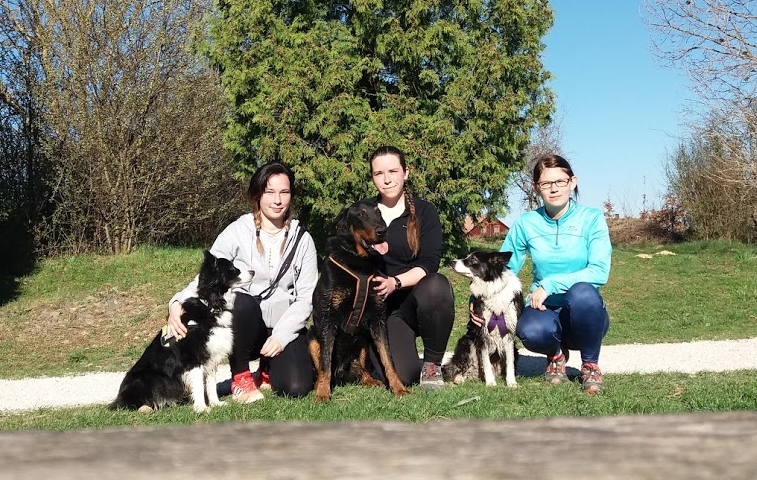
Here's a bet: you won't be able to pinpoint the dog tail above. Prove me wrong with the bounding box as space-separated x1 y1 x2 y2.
108 395 127 410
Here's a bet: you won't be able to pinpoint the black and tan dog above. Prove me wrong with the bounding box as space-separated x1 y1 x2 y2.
308 200 409 402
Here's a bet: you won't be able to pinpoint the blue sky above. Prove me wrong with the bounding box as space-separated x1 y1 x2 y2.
507 0 693 221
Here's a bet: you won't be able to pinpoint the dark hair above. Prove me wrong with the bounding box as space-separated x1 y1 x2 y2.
532 153 579 199
246 161 295 254
368 146 420 257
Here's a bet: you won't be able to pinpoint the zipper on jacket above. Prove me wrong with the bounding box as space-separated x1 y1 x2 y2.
555 219 559 246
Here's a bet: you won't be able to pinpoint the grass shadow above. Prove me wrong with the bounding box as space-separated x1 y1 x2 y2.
0 220 37 306
517 353 581 379
0 273 22 306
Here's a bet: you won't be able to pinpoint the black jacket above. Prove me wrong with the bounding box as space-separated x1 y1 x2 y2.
366 195 443 277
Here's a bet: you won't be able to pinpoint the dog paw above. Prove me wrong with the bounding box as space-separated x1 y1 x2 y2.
209 400 227 407
506 381 518 388
193 404 210 413
361 376 385 388
485 380 497 387
314 383 332 402
392 386 411 397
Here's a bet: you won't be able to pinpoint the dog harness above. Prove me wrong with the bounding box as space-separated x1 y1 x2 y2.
487 313 510 336
328 255 376 334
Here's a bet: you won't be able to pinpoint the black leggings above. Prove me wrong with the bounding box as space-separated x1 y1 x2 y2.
230 293 314 398
369 273 455 386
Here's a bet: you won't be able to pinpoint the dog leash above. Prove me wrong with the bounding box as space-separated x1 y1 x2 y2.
255 227 306 302
327 255 375 334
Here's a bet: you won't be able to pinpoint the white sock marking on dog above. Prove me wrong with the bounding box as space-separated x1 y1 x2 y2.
183 367 207 412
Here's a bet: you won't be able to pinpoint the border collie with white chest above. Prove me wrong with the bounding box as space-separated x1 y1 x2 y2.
110 250 253 413
443 251 524 387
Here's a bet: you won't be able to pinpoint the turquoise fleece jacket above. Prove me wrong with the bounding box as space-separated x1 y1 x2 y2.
500 200 611 307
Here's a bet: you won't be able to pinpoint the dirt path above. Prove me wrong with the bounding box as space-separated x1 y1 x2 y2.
2 338 756 413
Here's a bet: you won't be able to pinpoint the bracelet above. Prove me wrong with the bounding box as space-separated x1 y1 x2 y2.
393 276 402 290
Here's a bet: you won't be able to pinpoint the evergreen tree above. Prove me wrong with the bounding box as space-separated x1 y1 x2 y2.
205 0 554 255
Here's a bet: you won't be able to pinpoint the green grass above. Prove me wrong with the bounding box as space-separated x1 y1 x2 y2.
2 371 756 431
0 246 205 379
454 239 757 346
1 240 757 430
602 241 757 344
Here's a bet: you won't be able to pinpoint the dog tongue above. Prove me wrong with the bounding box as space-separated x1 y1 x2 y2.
373 242 389 255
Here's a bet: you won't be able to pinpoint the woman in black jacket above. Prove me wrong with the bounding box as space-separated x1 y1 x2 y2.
364 145 455 389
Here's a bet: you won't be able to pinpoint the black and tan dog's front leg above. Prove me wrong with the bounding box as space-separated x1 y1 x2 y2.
352 340 384 388
308 323 336 402
370 325 410 397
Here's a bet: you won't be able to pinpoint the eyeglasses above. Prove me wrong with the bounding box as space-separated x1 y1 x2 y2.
536 178 571 191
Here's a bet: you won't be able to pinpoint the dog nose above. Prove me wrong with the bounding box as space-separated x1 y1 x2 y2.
376 227 386 237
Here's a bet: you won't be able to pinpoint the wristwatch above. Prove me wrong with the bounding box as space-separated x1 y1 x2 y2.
393 276 402 290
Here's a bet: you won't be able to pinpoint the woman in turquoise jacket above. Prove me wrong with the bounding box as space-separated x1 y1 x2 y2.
475 153 611 394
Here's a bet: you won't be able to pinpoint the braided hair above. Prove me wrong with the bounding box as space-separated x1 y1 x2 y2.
252 214 291 255
246 161 296 255
369 146 420 257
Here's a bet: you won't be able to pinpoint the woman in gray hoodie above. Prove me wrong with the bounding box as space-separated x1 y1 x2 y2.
166 162 318 402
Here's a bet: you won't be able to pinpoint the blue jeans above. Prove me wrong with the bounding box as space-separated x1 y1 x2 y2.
515 282 609 364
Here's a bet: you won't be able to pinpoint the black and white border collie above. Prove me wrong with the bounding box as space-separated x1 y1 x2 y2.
443 251 524 387
110 250 253 413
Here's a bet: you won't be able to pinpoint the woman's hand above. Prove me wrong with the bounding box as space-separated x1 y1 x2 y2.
469 302 485 327
372 276 398 300
260 337 283 357
530 286 548 311
166 301 187 338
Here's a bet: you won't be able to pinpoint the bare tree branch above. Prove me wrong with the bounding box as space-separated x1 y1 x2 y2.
3 0 243 254
511 115 565 211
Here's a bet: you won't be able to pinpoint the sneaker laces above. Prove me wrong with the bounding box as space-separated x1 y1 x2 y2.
421 362 440 379
581 364 603 384
232 373 257 393
546 354 566 374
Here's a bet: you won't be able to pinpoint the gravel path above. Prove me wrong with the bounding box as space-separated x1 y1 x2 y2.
2 338 756 413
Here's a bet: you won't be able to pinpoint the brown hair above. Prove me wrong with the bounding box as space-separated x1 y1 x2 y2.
369 146 420 257
246 161 295 255
532 153 579 199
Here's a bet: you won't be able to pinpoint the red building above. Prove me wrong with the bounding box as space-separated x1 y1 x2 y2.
463 216 509 238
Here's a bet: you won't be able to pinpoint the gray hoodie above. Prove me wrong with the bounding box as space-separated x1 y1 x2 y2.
170 215 318 348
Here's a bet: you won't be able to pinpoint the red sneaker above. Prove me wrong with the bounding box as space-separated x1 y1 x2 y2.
231 371 264 403
253 369 271 391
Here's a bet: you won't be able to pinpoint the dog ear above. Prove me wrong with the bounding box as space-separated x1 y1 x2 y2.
332 206 351 237
498 251 513 263
198 250 221 289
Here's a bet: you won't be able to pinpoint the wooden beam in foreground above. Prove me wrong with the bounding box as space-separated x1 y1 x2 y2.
1 411 756 479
